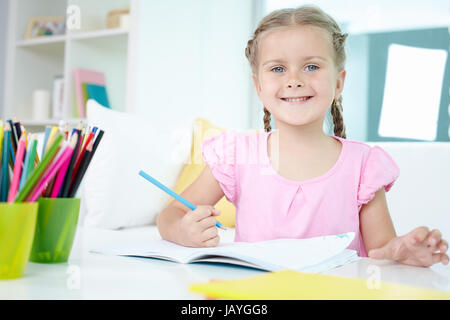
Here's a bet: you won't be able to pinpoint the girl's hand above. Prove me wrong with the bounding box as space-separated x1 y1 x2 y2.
176 205 221 248
368 227 449 267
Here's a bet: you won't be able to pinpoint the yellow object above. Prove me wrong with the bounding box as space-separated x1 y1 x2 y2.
189 270 450 300
0 202 38 279
168 118 236 227
44 126 58 155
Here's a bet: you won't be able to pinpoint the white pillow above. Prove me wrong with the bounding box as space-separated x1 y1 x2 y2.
80 100 193 229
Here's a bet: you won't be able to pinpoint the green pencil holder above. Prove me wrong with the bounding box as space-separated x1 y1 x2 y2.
0 202 38 279
29 198 81 263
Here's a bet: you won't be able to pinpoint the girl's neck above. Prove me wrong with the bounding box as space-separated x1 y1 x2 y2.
270 120 331 155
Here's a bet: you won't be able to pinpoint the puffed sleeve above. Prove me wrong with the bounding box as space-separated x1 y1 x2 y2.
357 146 400 206
201 130 237 203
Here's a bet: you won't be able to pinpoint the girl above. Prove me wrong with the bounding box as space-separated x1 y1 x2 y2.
157 5 448 267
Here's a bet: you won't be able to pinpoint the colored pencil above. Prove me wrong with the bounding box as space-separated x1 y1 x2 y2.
28 133 77 202
19 134 36 192
50 151 72 198
1 123 11 202
15 133 63 202
8 136 15 167
8 134 26 203
41 126 52 159
68 129 103 197
90 129 104 156
44 126 58 156
71 131 94 186
138 170 225 229
13 116 22 142
60 129 82 197
64 123 69 140
7 119 17 152
68 138 93 198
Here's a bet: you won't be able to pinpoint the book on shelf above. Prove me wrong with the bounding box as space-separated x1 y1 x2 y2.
84 83 110 108
73 68 106 118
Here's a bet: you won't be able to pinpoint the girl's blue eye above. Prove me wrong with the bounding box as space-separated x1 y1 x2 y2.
271 66 285 73
305 65 318 71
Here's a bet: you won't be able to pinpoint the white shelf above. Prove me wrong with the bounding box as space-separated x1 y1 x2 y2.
14 28 129 48
16 34 66 47
21 118 86 126
3 0 136 131
69 27 129 40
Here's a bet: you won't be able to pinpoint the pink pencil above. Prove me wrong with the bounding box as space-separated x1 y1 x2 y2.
8 134 26 203
27 133 77 202
50 154 71 198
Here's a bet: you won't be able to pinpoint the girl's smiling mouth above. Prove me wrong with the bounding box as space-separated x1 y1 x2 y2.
280 96 313 103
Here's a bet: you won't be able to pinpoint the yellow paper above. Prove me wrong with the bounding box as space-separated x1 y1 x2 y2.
189 270 450 300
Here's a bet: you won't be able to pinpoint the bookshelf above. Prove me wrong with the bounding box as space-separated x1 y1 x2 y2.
3 0 137 132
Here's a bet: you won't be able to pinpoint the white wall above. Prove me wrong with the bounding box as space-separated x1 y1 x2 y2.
0 0 9 116
266 0 450 34
134 0 255 131
344 34 369 141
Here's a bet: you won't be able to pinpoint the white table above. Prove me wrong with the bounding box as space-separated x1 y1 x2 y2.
2 226 450 299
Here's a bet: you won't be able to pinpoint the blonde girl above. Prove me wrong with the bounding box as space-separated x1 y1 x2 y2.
157 5 448 267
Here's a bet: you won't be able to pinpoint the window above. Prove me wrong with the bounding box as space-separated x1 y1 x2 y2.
378 44 447 141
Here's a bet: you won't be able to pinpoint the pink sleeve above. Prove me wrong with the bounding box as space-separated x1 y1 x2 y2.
201 130 237 203
357 146 400 206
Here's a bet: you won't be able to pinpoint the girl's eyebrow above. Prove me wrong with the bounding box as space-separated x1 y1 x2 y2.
262 56 327 66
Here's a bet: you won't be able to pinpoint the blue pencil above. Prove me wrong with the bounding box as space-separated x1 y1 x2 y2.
41 126 52 158
138 170 225 229
1 127 11 201
18 136 32 191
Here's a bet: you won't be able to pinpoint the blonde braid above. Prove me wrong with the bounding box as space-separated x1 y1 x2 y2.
263 107 272 132
330 97 346 139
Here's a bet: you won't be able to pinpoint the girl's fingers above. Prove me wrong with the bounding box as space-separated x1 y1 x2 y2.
430 253 449 266
201 227 218 242
199 216 219 230
202 235 220 248
439 240 448 254
368 246 390 260
425 229 442 248
409 226 429 244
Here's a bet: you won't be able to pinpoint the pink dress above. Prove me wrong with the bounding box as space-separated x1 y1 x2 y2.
201 130 400 257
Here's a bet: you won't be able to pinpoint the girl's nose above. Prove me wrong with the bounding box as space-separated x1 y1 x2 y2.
287 79 303 88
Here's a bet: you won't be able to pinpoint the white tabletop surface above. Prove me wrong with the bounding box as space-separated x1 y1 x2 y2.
1 225 450 299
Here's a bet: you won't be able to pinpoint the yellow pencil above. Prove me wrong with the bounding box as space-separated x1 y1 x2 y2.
44 126 58 155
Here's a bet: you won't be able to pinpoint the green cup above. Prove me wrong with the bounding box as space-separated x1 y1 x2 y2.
29 198 81 263
0 202 38 279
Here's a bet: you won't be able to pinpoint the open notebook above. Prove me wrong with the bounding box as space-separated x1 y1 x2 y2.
91 232 360 272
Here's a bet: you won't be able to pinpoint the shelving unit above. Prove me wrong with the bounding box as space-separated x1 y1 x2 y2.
3 0 137 132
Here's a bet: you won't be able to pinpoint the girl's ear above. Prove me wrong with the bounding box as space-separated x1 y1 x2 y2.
334 69 346 100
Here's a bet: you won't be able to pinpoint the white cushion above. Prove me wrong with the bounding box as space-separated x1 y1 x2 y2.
80 100 192 229
367 142 450 240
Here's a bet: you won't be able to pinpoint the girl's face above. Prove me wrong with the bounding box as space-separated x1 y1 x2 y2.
253 25 346 129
